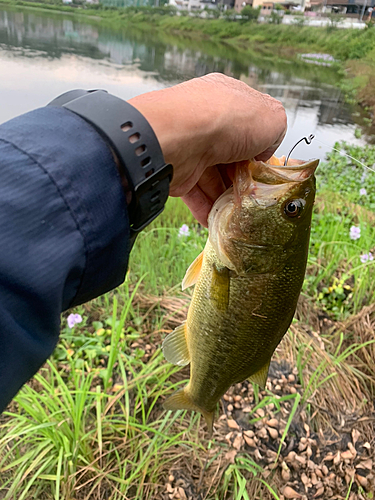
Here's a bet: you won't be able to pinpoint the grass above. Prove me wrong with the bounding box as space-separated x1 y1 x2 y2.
1 143 375 498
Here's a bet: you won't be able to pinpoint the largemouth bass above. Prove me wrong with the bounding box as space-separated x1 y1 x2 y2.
162 156 319 435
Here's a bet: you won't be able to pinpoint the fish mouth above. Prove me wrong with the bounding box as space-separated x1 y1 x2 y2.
248 158 319 186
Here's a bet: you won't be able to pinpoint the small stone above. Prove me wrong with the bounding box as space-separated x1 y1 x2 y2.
275 384 282 391
223 394 230 401
341 450 353 461
295 455 307 466
227 419 239 430
234 395 242 402
244 429 254 438
281 468 291 482
288 374 295 383
292 367 298 375
283 486 302 498
285 451 296 463
256 408 265 418
244 435 256 447
301 473 309 486
177 487 187 499
268 427 278 439
311 473 318 485
227 404 234 412
333 452 341 465
232 434 244 450
347 442 356 458
290 387 297 394
169 475 175 483
315 469 323 479
352 429 360 445
358 458 372 470
363 442 371 450
257 427 268 439
266 418 279 428
313 487 324 497
298 442 307 452
166 483 173 493
266 449 278 460
306 446 313 458
322 465 328 476
356 474 368 489
234 402 241 409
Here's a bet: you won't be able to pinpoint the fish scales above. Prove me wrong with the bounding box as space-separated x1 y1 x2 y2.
187 239 308 412
162 156 319 435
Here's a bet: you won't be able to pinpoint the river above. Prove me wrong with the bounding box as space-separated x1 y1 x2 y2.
0 6 373 161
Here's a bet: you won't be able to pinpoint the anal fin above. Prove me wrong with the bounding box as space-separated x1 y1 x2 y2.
162 322 190 366
164 387 215 437
248 359 271 390
182 251 204 290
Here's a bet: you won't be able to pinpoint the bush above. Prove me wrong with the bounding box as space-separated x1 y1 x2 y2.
240 5 260 22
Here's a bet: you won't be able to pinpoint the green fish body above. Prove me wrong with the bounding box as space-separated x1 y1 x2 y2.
162 157 319 434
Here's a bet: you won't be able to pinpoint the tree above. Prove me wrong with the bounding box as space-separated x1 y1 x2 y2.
240 5 260 22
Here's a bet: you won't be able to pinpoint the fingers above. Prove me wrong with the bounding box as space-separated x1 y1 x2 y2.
181 185 212 228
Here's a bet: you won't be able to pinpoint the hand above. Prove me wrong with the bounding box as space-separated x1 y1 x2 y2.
129 73 287 226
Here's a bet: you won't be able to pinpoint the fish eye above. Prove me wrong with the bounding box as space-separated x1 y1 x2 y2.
284 199 303 218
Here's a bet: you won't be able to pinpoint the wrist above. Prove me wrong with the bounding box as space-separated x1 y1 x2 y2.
128 88 218 183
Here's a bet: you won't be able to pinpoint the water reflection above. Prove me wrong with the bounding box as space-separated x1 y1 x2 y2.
0 6 372 160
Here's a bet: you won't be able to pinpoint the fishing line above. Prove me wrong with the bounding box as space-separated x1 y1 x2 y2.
314 137 375 175
285 134 375 175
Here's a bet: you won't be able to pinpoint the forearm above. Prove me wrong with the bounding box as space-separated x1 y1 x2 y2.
0 106 130 412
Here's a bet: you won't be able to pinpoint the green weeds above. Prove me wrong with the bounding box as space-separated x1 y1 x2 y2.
1 142 375 498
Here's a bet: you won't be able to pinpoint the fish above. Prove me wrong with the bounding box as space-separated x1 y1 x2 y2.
162 155 319 435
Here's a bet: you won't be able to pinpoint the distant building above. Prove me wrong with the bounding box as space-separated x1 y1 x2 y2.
62 0 73 4
324 0 375 16
251 0 305 10
234 0 253 13
170 0 234 9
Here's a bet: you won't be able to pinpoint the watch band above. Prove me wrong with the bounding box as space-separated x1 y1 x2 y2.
48 90 173 245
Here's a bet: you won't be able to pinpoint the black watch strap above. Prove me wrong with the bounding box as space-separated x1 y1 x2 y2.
48 90 173 245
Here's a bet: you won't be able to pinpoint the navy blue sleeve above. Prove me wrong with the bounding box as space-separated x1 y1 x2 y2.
0 106 130 412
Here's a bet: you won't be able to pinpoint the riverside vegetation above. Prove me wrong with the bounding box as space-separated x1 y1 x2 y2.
1 0 375 121
0 142 375 499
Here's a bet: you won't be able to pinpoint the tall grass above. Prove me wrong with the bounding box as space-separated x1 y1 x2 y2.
1 142 375 498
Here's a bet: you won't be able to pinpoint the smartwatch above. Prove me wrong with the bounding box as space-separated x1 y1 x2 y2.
48 89 173 247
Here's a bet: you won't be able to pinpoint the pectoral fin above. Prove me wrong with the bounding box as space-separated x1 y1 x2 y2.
182 251 204 290
162 322 190 366
210 265 230 312
164 387 215 437
248 359 271 389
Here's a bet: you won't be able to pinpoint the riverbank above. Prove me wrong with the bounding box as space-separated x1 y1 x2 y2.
1 0 375 121
1 141 375 499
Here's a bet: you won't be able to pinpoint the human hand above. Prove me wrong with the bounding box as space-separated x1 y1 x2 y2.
129 73 287 226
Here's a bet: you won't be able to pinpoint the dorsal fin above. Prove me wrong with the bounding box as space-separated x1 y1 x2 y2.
182 251 204 290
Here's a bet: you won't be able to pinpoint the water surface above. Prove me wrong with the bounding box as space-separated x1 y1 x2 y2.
0 7 372 161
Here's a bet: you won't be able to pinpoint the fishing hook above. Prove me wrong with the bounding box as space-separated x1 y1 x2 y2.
284 134 315 166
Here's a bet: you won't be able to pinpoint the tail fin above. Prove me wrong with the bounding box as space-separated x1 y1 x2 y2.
164 388 215 437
